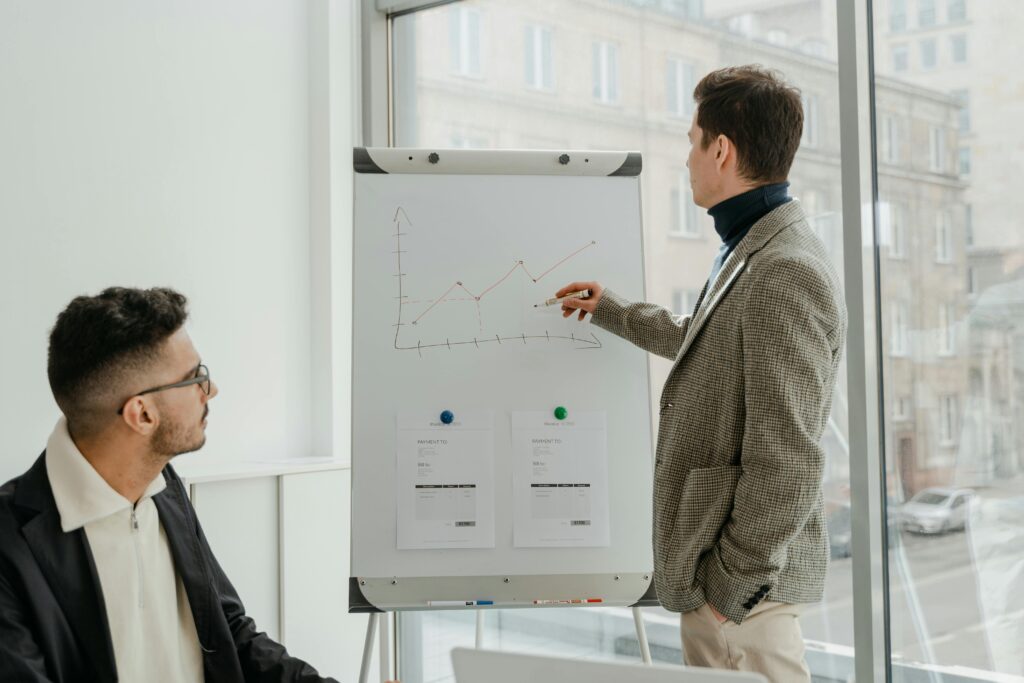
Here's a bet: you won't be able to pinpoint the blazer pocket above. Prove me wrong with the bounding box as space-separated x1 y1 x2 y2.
664 465 742 591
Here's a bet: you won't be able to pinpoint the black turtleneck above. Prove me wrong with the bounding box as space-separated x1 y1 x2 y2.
708 181 792 257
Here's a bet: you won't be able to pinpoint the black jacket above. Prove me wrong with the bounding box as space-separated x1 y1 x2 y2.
0 453 339 682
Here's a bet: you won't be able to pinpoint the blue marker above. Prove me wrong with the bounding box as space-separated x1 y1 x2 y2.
440 410 454 424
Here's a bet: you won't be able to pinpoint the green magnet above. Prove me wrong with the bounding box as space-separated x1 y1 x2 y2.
554 406 568 420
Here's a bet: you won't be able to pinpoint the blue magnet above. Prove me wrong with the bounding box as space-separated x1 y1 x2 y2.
440 410 454 425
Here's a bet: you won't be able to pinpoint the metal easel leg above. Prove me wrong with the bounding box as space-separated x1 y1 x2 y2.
632 606 653 665
475 609 485 649
379 611 391 683
359 612 379 683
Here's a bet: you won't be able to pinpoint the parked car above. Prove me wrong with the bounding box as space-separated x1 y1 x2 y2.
899 488 974 535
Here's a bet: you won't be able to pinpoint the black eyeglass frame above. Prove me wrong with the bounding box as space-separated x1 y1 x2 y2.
117 364 211 415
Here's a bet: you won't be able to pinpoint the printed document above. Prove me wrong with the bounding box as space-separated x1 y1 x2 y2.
511 411 610 547
396 411 495 549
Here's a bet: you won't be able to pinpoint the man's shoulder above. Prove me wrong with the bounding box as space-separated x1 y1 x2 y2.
0 453 50 529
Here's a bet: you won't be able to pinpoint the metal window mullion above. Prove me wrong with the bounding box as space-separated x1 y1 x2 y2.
837 1 891 682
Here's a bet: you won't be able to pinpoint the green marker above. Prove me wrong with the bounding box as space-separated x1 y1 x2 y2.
554 406 568 420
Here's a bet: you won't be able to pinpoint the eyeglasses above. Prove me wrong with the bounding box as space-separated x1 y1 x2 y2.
117 364 211 415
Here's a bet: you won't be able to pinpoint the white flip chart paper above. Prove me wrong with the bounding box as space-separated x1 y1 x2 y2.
511 411 610 548
396 411 495 550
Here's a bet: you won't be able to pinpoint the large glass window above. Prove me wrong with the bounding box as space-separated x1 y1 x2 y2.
873 0 1024 677
391 2 852 681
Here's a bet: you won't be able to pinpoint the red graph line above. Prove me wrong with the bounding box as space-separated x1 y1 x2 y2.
409 240 597 326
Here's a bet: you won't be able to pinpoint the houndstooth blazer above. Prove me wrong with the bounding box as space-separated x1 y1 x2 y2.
592 199 847 624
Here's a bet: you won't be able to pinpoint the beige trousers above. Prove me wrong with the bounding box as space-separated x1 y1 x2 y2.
680 601 810 683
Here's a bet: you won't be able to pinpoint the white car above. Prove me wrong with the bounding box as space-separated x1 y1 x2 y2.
899 487 974 534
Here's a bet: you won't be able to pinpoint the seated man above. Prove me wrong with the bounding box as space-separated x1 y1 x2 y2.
0 287 349 682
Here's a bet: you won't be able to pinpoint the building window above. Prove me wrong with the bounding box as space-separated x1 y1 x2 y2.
939 394 959 445
801 94 819 148
893 396 912 421
670 172 700 237
965 204 973 246
891 0 907 31
449 6 481 78
799 39 828 58
920 38 937 70
672 289 699 316
524 25 554 90
958 145 971 176
592 41 618 104
919 0 937 27
666 58 696 118
948 0 967 22
967 267 977 295
891 302 910 357
881 114 902 164
893 44 909 72
929 125 946 172
950 34 968 64
935 209 953 263
766 29 788 46
951 89 970 133
885 201 907 259
938 303 956 355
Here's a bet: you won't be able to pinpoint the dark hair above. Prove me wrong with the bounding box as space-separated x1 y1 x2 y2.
48 287 189 430
694 65 803 184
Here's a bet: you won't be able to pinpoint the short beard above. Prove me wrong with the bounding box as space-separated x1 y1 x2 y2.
151 417 206 459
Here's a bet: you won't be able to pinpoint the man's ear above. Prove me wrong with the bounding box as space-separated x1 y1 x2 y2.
715 134 731 169
121 397 159 437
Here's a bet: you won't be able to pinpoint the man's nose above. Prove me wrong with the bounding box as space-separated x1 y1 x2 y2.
207 380 219 400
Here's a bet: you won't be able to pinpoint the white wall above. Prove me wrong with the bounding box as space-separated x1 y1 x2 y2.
0 1 323 483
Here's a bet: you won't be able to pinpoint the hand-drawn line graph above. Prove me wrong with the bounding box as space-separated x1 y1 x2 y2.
391 206 602 356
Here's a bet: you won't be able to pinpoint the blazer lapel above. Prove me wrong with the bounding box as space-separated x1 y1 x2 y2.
153 473 216 651
673 199 808 364
16 455 117 681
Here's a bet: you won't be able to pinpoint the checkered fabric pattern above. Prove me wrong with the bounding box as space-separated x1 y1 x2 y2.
592 200 847 624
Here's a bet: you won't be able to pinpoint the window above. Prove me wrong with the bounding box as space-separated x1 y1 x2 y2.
891 302 910 356
672 289 699 316
893 44 909 72
881 114 902 164
449 6 481 77
893 396 912 421
951 89 970 133
524 25 553 90
938 303 956 355
801 93 819 148
939 394 959 445
766 28 788 46
670 172 700 237
871 2 1024 678
929 124 946 172
666 58 696 118
950 33 967 64
884 201 907 259
959 145 971 175
948 0 967 22
891 0 907 31
935 209 953 262
391 3 852 680
965 203 973 245
919 0 937 26
920 38 937 70
592 41 618 104
799 39 828 58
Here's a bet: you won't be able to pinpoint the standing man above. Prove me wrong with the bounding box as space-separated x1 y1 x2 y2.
558 66 847 681
0 287 396 682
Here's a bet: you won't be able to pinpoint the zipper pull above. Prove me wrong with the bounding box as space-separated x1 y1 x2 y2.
131 508 139 531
